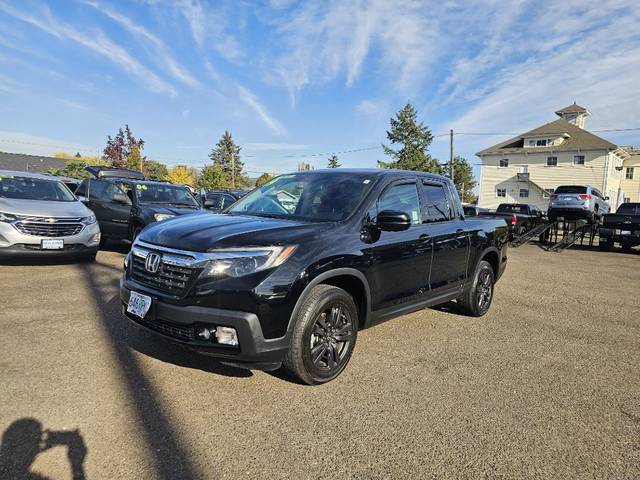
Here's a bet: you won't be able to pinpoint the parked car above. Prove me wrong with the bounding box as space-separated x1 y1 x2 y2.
120 169 509 384
483 203 547 236
57 176 81 193
0 170 100 260
76 167 204 243
203 190 246 212
548 185 610 223
599 203 640 251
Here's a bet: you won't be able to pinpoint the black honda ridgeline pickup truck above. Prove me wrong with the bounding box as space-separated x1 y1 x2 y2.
121 169 508 384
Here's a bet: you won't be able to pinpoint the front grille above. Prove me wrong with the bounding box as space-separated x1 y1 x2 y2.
135 317 195 342
131 254 195 295
14 218 83 237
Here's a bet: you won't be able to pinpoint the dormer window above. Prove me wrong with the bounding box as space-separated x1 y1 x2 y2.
536 139 548 146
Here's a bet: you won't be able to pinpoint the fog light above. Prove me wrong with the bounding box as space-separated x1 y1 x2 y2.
215 326 239 346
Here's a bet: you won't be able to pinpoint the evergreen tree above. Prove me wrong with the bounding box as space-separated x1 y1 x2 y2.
209 131 244 188
327 154 341 168
379 102 440 173
440 156 477 203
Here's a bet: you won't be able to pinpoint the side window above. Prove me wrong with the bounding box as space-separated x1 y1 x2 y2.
222 194 236 209
207 194 224 209
422 182 451 223
88 180 116 202
377 183 421 225
75 180 88 197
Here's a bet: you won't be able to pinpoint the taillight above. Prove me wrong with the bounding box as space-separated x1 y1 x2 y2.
550 194 557 200
511 214 517 225
578 194 592 201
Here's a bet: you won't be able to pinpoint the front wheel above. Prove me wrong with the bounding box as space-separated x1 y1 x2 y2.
457 260 495 317
283 285 358 385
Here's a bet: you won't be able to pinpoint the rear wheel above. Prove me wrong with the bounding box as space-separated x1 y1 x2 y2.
457 260 494 317
283 284 358 385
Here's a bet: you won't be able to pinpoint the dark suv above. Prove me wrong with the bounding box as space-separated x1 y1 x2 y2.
76 168 204 243
120 169 508 384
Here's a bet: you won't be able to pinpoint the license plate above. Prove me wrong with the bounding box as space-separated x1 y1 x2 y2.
127 291 152 318
41 239 64 250
622 230 631 235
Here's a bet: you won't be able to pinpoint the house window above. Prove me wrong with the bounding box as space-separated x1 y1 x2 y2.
623 196 631 203
626 167 634 180
573 155 585 165
536 139 547 146
499 158 509 168
496 188 506 197
519 189 529 198
547 156 558 166
528 140 536 147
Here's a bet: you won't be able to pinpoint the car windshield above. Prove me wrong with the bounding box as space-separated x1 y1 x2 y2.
228 172 375 221
617 203 640 214
0 174 76 202
555 186 587 194
134 183 199 207
497 204 527 213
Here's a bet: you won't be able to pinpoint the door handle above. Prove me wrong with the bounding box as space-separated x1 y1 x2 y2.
418 234 430 242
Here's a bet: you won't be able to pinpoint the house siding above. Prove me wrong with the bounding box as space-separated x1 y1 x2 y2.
620 156 640 202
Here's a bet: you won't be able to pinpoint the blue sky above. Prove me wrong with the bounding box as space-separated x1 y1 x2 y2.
1 0 639 178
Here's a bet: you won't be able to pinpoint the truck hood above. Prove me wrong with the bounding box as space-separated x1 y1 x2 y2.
0 197 92 218
139 213 328 252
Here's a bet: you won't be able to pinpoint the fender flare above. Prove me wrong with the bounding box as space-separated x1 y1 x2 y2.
285 267 372 336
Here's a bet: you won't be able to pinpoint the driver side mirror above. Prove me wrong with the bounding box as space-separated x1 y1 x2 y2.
112 191 130 205
377 210 411 231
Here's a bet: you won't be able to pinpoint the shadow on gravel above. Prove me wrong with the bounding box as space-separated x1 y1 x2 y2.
0 418 87 480
77 260 205 480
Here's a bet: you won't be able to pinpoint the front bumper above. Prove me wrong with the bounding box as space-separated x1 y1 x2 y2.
0 221 100 258
120 278 289 370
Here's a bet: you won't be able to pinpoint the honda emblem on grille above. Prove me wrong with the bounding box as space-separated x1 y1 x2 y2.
145 253 161 273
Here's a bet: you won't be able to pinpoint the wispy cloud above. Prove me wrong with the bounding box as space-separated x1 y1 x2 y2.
237 84 287 136
55 98 89 111
82 0 201 90
0 1 176 96
244 142 308 151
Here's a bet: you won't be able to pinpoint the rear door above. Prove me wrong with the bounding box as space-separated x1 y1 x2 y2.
421 180 469 293
86 179 132 238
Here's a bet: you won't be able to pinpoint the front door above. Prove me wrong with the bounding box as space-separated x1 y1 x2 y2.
86 179 132 238
421 180 469 293
363 179 433 310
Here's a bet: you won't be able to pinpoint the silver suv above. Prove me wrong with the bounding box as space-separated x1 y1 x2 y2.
548 185 610 223
0 170 101 261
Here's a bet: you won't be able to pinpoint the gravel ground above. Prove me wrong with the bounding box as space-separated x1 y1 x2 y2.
1 244 639 479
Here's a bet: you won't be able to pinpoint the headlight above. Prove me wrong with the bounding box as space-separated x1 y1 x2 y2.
199 246 297 279
154 213 175 222
0 212 17 222
82 214 97 225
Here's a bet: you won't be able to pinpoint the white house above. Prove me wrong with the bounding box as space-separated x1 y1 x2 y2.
476 104 630 211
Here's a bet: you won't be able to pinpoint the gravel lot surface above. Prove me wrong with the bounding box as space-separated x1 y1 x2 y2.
1 244 639 479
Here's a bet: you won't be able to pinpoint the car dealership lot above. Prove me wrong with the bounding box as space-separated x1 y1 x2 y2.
1 245 639 479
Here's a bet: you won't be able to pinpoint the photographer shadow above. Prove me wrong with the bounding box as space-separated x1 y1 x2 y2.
0 418 86 480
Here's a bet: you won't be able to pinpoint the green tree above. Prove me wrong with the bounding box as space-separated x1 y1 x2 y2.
209 131 245 188
144 160 169 181
197 164 230 191
47 156 109 179
379 102 440 173
255 172 274 187
327 154 341 168
440 156 477 203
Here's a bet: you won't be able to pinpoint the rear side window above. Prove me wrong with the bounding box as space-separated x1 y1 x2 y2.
497 204 527 214
377 183 421 224
75 180 88 197
555 186 587 194
421 182 451 222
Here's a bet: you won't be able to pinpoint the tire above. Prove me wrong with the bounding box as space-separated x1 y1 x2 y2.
516 225 527 236
283 284 358 385
457 260 495 317
599 241 612 252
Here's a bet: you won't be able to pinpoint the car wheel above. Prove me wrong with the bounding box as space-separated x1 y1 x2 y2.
517 225 526 236
599 240 612 252
283 284 358 385
457 260 494 317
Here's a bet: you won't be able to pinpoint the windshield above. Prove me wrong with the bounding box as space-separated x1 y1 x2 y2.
555 186 587 194
497 204 527 214
617 203 640 215
228 172 375 221
0 175 76 202
134 183 199 207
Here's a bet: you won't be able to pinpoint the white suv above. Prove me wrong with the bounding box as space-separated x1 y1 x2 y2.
0 170 101 261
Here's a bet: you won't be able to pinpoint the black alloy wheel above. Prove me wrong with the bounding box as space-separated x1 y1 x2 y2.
457 260 495 317
309 305 354 371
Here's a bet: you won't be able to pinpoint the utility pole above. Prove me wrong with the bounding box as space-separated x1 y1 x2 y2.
449 129 454 180
231 154 236 188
